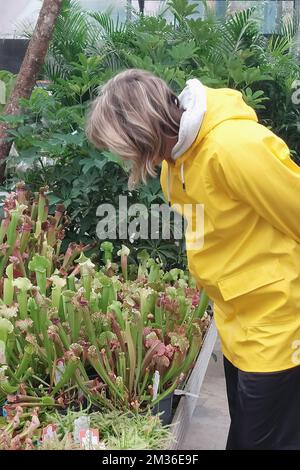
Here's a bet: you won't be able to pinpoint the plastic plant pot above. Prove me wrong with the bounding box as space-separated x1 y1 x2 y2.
152 392 174 426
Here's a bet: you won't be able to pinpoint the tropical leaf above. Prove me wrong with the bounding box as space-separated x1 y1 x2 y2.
167 0 199 22
217 7 260 54
268 15 300 56
169 40 198 62
87 11 133 70
45 0 90 80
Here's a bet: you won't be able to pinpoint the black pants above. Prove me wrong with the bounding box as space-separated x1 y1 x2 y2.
223 356 300 450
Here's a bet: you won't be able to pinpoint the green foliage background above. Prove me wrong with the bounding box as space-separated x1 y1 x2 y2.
1 0 300 267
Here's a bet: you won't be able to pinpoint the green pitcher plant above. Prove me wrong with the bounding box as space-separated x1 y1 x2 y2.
0 186 211 415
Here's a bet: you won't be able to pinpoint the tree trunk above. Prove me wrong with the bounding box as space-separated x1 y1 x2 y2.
0 0 63 181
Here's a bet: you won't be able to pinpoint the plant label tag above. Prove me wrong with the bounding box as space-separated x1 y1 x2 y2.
42 424 58 442
152 370 160 400
54 359 65 384
73 416 90 443
79 429 99 450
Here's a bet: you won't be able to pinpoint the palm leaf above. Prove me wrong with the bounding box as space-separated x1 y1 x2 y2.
207 7 260 69
267 14 300 57
219 7 260 53
87 12 133 71
44 0 90 80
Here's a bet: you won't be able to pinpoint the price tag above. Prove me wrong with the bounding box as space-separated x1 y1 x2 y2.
73 416 90 443
79 429 100 450
42 424 58 442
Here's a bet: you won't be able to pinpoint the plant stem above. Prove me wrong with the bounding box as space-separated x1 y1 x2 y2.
134 312 143 394
17 290 28 319
81 305 97 346
125 321 136 398
3 277 14 306
28 298 40 334
57 323 70 349
36 270 47 296
193 290 209 320
15 345 34 380
40 306 54 374
139 368 150 397
67 275 76 291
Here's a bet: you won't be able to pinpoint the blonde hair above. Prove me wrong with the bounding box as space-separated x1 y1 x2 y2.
86 69 181 188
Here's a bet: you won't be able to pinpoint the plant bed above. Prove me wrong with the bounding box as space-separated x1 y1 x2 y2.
0 185 213 450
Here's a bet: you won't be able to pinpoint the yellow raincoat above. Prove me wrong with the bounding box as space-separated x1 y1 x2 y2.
161 85 300 372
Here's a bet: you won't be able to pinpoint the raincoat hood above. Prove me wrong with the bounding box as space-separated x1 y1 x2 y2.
171 79 207 160
166 80 258 205
172 79 257 163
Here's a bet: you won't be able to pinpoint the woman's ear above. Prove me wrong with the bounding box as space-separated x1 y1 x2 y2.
171 93 180 108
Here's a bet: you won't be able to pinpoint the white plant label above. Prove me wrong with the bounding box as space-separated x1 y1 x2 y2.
54 359 65 384
79 429 100 450
152 370 160 400
73 416 90 444
42 424 58 442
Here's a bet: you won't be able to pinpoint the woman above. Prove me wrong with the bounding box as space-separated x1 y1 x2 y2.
87 69 300 450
